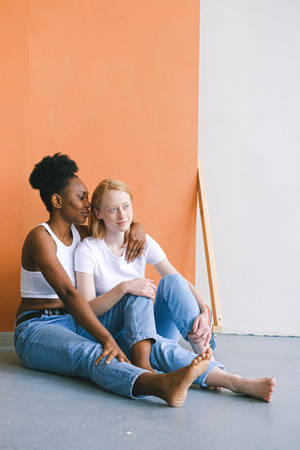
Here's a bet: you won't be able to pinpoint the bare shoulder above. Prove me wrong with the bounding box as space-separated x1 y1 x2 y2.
22 225 56 269
25 224 52 243
23 225 56 254
74 224 90 240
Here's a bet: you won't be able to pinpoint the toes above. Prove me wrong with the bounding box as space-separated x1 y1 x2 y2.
203 348 212 360
264 379 275 402
192 352 213 367
192 355 206 366
192 356 202 365
266 393 273 402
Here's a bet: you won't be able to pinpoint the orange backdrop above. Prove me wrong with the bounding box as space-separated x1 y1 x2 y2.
0 0 199 331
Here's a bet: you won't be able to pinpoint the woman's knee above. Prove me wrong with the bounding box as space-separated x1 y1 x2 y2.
125 294 153 304
164 272 181 281
160 273 185 289
124 294 154 315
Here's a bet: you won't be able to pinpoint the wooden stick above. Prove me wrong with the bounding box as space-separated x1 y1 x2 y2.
197 160 223 333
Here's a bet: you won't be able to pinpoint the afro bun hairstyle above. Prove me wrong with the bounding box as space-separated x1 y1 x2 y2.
29 153 79 212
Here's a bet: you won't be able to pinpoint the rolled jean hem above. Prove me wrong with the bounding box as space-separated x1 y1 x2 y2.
129 368 152 400
127 334 157 350
199 361 225 388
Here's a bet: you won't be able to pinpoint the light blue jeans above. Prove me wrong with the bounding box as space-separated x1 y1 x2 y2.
154 273 215 346
15 283 223 400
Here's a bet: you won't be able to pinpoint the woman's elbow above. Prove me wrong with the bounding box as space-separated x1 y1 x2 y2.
57 285 78 306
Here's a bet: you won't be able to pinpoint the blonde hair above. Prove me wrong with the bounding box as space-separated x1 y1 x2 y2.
89 178 133 238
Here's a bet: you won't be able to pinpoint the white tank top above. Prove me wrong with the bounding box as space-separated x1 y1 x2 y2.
20 222 81 298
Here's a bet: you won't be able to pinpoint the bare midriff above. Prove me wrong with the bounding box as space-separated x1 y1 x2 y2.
16 297 66 317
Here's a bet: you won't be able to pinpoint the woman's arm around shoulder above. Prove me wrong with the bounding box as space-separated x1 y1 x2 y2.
75 222 146 262
123 222 146 262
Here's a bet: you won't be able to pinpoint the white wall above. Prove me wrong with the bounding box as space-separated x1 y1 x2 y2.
196 0 300 336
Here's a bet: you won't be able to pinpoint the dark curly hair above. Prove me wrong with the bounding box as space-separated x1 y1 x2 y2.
29 153 79 211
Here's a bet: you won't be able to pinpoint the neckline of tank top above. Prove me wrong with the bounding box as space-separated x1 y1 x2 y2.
42 222 78 249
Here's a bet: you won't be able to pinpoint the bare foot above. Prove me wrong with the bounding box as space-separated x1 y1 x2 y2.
159 349 212 407
231 376 276 402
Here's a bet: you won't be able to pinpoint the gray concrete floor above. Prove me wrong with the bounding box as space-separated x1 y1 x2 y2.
1 334 299 450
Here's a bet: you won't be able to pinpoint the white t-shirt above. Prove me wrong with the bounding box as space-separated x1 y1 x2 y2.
74 234 166 295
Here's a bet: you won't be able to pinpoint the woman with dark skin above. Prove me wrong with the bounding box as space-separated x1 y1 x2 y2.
15 153 215 407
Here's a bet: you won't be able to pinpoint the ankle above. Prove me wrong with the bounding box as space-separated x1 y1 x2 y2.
133 372 164 397
227 374 243 392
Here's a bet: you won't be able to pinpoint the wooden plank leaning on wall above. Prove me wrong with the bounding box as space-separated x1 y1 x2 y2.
197 160 223 333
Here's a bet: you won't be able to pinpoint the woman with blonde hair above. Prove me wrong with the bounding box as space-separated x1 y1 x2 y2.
75 178 213 372
74 177 276 401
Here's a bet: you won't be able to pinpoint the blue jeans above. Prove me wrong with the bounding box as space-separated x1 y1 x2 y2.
15 313 146 399
96 294 157 349
117 274 222 386
154 273 215 350
15 288 223 399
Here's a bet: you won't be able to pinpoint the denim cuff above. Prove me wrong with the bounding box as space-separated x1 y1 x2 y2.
127 333 157 350
199 360 225 388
